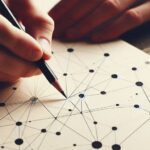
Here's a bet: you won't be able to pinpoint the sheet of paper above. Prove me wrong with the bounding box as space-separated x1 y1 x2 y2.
0 40 150 150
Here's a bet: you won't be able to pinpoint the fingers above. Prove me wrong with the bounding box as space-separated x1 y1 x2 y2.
8 0 54 60
91 1 150 42
50 0 102 38
0 47 41 80
49 0 79 22
0 15 43 61
65 0 138 40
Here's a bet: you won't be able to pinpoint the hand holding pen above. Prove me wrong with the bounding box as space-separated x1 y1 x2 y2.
0 0 54 83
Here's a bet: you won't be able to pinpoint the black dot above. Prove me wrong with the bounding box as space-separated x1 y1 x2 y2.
0 103 5 107
1 146 4 149
41 129 47 133
52 51 54 54
54 117 57 120
92 141 102 149
73 144 77 147
12 87 17 90
111 74 118 79
63 73 67 76
116 104 120 106
93 121 98 125
79 94 85 98
68 109 72 112
134 104 140 108
112 144 121 150
67 48 74 53
135 81 143 87
56 132 61 136
132 67 137 71
16 122 22 126
15 138 24 145
104 53 110 57
112 126 118 131
89 69 95 73
100 91 106 95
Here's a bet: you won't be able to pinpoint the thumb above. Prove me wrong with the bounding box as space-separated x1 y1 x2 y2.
8 0 54 60
24 14 54 60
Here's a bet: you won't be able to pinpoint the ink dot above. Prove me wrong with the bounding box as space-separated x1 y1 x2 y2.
79 94 85 98
67 48 74 53
54 117 57 120
100 91 106 95
63 73 67 76
15 138 24 145
1 146 4 149
12 87 17 90
56 132 61 136
30 96 38 103
41 129 47 133
0 103 5 107
145 61 150 64
92 141 102 149
16 122 22 126
52 51 54 54
112 144 121 150
93 121 98 125
116 104 120 106
73 144 77 147
111 74 118 79
89 69 95 73
134 104 140 108
104 53 110 57
132 67 137 71
112 127 117 131
68 109 72 112
135 81 143 87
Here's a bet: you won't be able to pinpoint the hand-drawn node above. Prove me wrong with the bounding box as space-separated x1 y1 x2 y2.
116 104 120 106
134 104 140 108
0 103 6 107
41 129 47 133
0 146 4 149
111 74 118 79
12 87 17 90
79 94 85 98
112 126 118 131
16 122 22 126
145 61 150 64
100 91 107 95
112 144 121 150
92 141 102 149
30 96 38 103
73 144 77 147
63 73 68 76
135 81 143 87
67 48 74 53
15 138 24 145
56 132 61 136
89 69 95 73
93 121 98 125
68 109 72 112
104 53 110 57
132 67 137 71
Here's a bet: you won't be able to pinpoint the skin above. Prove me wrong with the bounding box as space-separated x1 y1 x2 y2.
49 0 150 42
0 0 54 83
1 0 150 83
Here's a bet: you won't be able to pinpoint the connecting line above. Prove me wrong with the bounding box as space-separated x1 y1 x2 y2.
141 87 150 104
120 117 150 145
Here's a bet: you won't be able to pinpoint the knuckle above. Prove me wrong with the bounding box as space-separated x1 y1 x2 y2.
103 0 121 13
125 10 143 25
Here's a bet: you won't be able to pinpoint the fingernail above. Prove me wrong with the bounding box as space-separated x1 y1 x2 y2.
38 38 51 58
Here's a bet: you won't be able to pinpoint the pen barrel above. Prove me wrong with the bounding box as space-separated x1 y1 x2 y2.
36 59 58 83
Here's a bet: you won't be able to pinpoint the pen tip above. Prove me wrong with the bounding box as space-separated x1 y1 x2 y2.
61 91 67 98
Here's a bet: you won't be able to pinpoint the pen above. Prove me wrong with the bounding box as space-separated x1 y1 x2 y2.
0 0 67 98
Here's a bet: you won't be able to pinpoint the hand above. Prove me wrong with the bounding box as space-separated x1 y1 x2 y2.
49 0 150 42
0 0 54 83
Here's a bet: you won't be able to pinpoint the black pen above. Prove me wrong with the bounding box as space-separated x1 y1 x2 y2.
0 0 67 98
